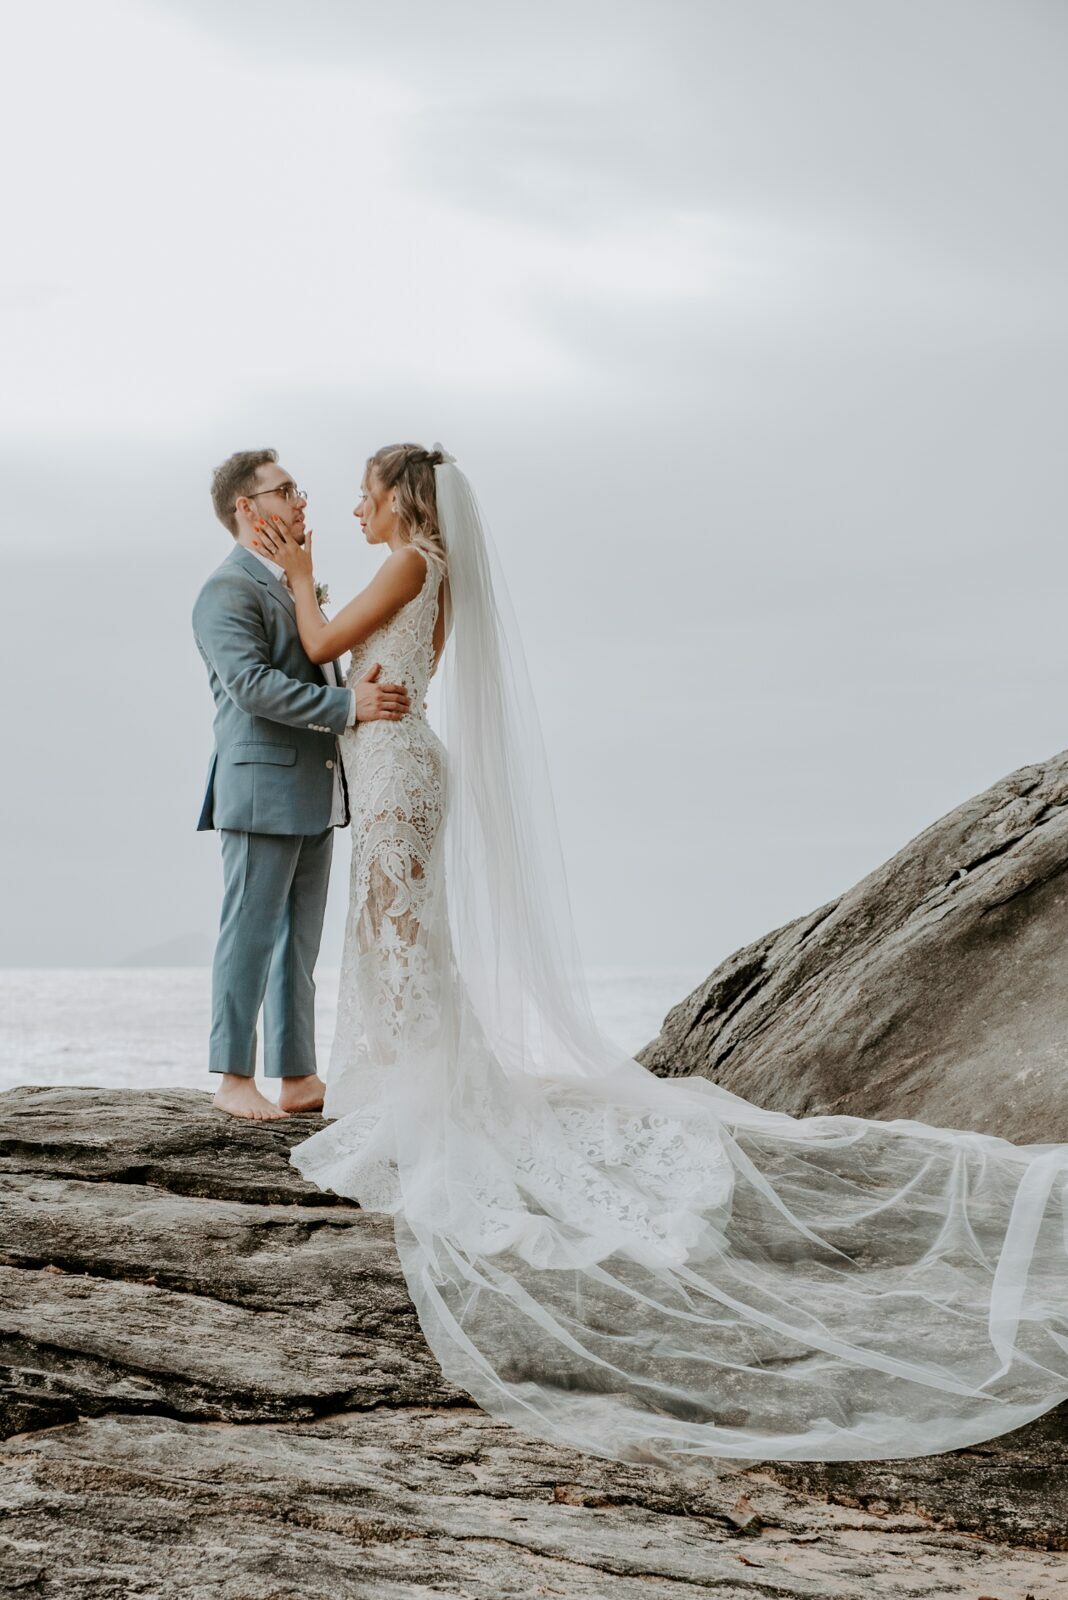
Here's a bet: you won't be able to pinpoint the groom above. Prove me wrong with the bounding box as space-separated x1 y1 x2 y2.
192 449 410 1121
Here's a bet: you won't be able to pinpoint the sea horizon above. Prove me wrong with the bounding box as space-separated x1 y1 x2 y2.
0 964 707 1096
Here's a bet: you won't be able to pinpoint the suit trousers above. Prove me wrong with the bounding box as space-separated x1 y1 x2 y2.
208 827 334 1078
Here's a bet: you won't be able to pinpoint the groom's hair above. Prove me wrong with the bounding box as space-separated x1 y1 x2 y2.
211 448 278 537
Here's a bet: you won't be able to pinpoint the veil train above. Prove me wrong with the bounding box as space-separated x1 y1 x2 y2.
290 451 1068 1471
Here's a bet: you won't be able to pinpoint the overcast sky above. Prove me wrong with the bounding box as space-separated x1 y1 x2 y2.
3 0 1066 973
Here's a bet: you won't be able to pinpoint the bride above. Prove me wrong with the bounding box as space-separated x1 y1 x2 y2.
251 441 1068 1472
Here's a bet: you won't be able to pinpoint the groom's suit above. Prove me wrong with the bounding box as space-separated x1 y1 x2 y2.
192 542 355 1079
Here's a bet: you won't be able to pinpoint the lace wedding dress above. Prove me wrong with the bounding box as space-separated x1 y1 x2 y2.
291 549 452 1206
289 457 1068 1472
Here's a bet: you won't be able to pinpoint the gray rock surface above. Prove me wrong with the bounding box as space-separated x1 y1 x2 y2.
638 751 1068 1145
2 1085 1066 1597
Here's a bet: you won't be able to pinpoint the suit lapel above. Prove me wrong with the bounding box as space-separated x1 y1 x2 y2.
226 544 342 684
227 543 297 621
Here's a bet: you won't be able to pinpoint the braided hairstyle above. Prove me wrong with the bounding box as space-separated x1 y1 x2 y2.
365 442 448 569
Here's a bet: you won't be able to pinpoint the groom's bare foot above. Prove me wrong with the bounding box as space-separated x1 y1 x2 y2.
278 1073 326 1113
212 1076 290 1120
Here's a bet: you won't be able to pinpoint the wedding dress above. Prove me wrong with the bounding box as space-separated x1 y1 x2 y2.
288 453 1068 1472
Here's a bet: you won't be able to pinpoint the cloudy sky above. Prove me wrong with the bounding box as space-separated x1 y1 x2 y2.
3 0 1066 974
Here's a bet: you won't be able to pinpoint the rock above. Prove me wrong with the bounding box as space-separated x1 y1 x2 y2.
725 1490 763 1535
0 1087 457 1441
9 1407 1068 1600
1 1086 1067 1598
638 750 1068 1145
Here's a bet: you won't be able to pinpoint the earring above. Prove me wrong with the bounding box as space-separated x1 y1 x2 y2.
391 500 399 512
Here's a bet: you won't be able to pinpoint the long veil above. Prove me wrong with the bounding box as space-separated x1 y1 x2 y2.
294 451 1068 1471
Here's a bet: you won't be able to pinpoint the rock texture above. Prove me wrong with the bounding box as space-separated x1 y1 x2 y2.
2 1086 1067 1598
639 750 1068 1145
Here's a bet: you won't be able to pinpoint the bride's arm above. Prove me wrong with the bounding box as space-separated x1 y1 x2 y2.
253 519 428 665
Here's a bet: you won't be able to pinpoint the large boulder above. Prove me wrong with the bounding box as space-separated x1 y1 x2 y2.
1 1087 1066 1598
639 750 1068 1144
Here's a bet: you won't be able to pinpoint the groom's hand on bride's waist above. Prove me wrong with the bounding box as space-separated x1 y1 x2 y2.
355 662 410 722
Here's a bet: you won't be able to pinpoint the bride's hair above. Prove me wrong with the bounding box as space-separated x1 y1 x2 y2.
366 443 448 568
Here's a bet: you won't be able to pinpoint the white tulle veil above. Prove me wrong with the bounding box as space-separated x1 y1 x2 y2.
299 447 1068 1472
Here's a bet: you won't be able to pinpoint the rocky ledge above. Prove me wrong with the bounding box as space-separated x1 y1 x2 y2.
638 749 1068 1146
2 1082 1066 1599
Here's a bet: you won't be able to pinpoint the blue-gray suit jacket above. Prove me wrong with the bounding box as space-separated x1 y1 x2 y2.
192 543 354 835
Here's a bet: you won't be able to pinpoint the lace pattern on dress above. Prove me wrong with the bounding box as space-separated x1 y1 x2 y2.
315 554 448 1206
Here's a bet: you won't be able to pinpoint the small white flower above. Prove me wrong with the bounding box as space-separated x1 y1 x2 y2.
315 582 330 609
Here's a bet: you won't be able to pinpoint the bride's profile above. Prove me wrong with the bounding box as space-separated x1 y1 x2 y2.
251 442 1068 1474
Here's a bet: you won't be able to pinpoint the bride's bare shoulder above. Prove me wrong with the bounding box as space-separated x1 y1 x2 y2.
374 544 428 601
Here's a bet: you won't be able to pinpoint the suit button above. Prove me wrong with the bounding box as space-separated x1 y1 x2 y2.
326 759 334 769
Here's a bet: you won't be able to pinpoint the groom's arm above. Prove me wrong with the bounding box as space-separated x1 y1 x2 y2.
193 576 354 735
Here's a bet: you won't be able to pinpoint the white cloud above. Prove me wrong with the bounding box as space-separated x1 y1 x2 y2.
2 0 1066 972
2 2 587 434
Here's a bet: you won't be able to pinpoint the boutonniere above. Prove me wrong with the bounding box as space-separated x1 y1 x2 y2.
315 582 330 609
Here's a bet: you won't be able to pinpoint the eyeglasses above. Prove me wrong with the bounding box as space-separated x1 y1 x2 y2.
245 481 308 505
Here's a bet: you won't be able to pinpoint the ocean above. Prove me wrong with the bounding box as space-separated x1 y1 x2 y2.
0 966 705 1095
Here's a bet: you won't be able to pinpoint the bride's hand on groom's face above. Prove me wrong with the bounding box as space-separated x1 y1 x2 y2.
252 516 314 582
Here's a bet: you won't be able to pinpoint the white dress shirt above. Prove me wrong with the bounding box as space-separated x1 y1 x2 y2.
248 546 355 825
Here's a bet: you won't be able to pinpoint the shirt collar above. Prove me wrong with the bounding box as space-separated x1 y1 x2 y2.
247 546 288 586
